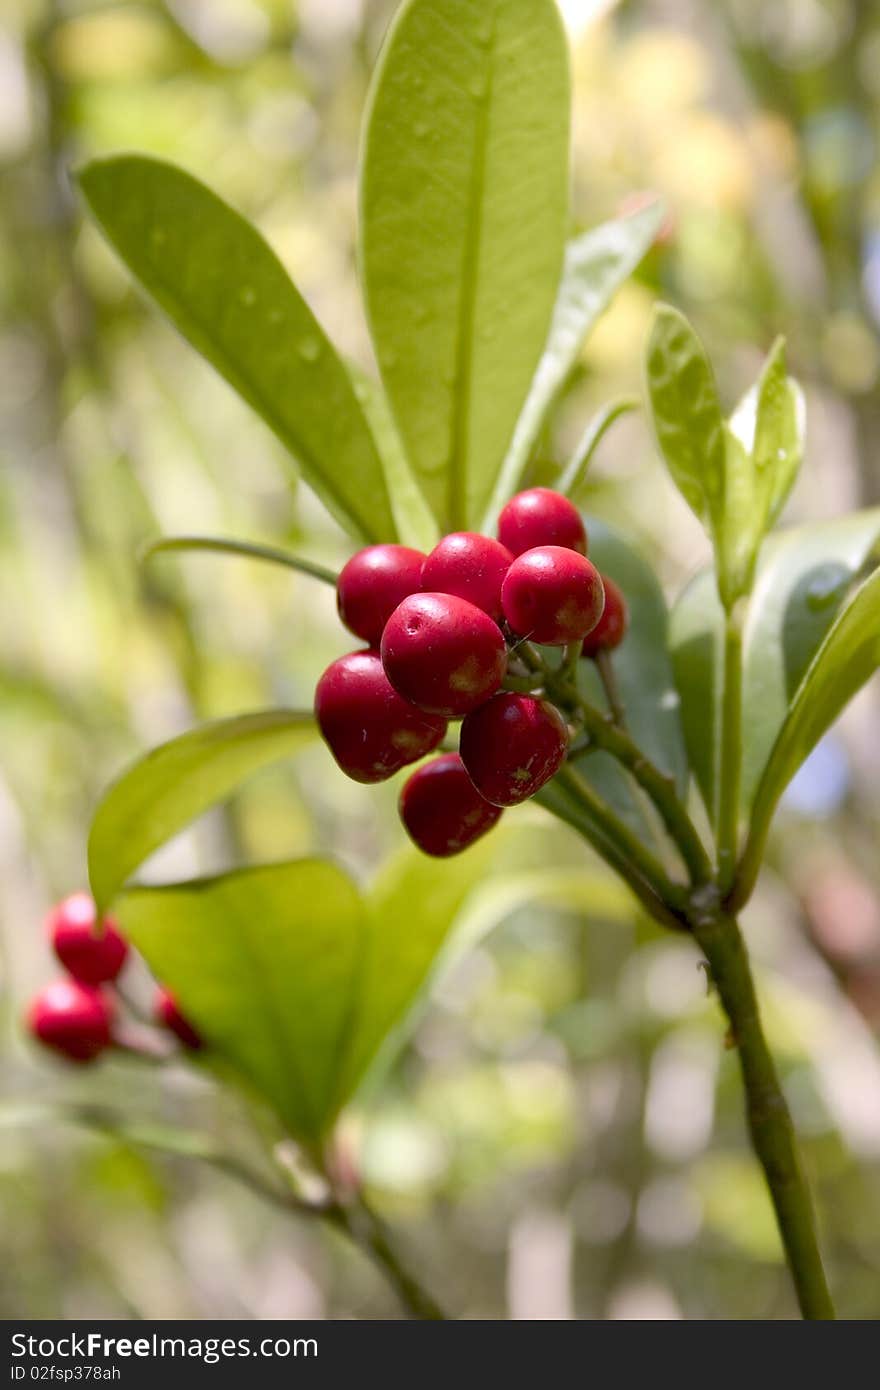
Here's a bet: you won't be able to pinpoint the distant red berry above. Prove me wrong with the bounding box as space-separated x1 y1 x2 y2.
421 532 513 618
399 753 502 857
315 650 446 783
381 593 507 717
337 544 426 646
497 488 587 557
580 576 629 657
460 694 568 806
47 892 128 986
155 987 202 1050
502 546 605 646
27 979 113 1063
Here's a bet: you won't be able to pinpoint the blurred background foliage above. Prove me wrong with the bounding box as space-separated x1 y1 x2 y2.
2 0 880 1319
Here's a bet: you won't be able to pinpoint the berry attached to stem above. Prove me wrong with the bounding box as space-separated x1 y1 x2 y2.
399 753 502 857
580 575 629 657
381 593 507 717
47 892 128 985
498 488 588 557
502 546 605 646
155 987 202 1050
460 693 569 806
336 544 425 646
27 979 114 1063
421 532 513 618
315 651 446 783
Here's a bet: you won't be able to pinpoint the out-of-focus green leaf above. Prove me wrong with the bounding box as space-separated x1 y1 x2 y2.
486 204 664 526
361 0 570 531
117 861 365 1148
555 397 639 501
78 156 395 543
670 511 880 823
751 340 805 524
88 711 316 912
142 536 338 585
741 566 880 896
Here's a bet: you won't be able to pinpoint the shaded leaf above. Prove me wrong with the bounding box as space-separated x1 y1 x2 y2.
89 711 315 912
78 156 395 542
361 0 570 530
348 367 439 552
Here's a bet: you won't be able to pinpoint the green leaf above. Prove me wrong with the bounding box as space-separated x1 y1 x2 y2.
116 861 365 1148
734 339 805 525
485 204 664 526
77 156 395 544
540 520 688 834
88 711 316 912
744 566 880 884
670 511 880 821
347 367 439 552
645 304 726 526
360 0 571 531
555 397 639 501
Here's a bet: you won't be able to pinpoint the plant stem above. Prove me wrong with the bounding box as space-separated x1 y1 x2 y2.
595 648 627 727
689 904 835 1319
328 1197 446 1320
717 604 744 893
552 764 688 931
141 535 339 586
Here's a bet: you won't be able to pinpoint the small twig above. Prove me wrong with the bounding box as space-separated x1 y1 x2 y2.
595 648 627 728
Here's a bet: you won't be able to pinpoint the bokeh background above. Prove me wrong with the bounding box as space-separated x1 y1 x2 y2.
3 0 880 1319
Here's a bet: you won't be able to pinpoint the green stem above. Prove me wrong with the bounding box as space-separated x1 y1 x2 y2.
690 905 835 1319
717 604 744 893
328 1198 446 1320
595 648 627 728
553 764 688 931
556 397 640 498
141 535 339 586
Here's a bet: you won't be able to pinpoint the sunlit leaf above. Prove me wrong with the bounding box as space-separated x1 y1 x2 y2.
78 156 395 543
361 0 571 530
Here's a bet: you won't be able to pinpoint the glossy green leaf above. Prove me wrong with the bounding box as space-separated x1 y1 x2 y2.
485 203 664 526
361 0 570 531
540 520 688 836
78 156 395 543
645 304 725 526
347 367 439 552
730 340 805 527
670 511 880 820
743 566 880 888
88 711 316 912
117 861 364 1147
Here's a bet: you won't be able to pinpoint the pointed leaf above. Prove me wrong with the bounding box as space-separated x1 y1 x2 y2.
486 204 663 525
117 861 364 1146
78 156 395 543
88 711 316 912
752 340 805 524
361 0 570 530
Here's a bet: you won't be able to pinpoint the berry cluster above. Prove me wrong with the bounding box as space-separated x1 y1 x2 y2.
25 892 202 1064
316 488 629 857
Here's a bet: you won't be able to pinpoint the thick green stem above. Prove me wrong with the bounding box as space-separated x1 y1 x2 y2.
595 648 627 728
717 605 744 893
690 905 835 1319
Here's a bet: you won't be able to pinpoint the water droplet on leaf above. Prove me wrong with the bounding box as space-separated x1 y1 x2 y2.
298 337 320 362
240 286 257 307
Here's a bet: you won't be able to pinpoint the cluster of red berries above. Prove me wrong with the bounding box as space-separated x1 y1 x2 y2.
316 488 629 857
25 892 201 1064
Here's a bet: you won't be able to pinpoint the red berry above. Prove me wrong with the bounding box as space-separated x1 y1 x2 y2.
497 488 587 557
501 546 605 646
27 979 114 1063
399 753 503 857
47 892 128 985
155 987 202 1050
315 650 446 783
381 593 507 717
337 544 425 646
460 694 568 806
580 575 629 657
421 532 513 618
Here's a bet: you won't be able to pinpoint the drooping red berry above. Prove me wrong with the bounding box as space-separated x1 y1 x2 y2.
497 488 588 557
336 544 426 646
315 650 446 783
381 593 507 717
501 546 605 646
399 753 503 857
27 979 114 1063
155 987 202 1050
460 693 568 806
47 892 128 986
420 532 513 618
580 576 629 657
